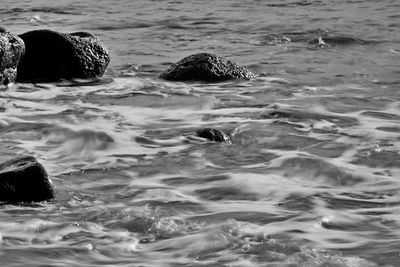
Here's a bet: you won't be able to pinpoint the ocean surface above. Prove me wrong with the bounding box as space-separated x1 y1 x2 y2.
1 0 400 266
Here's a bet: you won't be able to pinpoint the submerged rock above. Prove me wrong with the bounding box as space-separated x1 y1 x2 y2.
160 53 255 82
0 156 55 204
0 27 25 85
308 36 368 48
17 29 110 82
262 29 370 48
197 128 232 144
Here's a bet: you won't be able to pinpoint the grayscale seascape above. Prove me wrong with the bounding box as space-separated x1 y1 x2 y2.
0 0 400 266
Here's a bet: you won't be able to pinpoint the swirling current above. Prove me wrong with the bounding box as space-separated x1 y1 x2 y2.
1 0 400 266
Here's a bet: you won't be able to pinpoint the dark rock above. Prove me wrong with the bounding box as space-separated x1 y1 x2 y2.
196 128 232 144
160 53 255 82
0 156 55 204
17 29 110 82
0 27 25 85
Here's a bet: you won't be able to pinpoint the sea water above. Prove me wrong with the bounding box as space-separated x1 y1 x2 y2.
0 0 400 266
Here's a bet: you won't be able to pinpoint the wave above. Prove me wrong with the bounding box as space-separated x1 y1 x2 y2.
265 0 324 8
271 156 365 186
4 7 82 15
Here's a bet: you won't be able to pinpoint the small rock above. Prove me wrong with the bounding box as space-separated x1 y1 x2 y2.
0 27 25 85
160 53 255 82
17 29 110 82
0 156 55 204
196 128 232 144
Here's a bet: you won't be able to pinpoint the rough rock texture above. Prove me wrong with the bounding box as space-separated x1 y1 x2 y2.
0 156 55 204
196 128 232 144
160 53 255 82
0 27 25 85
17 29 110 82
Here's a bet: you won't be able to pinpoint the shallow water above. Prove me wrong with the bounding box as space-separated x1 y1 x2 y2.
1 0 400 266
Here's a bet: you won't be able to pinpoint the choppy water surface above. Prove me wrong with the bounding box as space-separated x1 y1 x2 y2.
1 0 400 266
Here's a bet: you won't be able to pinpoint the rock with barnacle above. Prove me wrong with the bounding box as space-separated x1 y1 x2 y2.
0 156 55 204
0 27 25 86
160 53 255 82
196 128 232 144
16 29 110 82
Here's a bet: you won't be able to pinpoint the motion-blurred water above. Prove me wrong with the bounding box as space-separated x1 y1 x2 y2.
1 0 400 266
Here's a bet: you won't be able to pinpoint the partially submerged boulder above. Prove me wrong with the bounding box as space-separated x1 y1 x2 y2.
17 29 110 82
197 128 232 144
0 156 55 204
0 27 25 85
160 53 255 82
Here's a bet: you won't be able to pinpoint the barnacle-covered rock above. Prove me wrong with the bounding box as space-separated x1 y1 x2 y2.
17 29 110 82
160 53 255 82
0 27 25 85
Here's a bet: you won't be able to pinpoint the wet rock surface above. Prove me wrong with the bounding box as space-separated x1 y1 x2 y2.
0 27 25 85
0 156 55 204
17 29 110 82
196 128 232 144
160 53 255 82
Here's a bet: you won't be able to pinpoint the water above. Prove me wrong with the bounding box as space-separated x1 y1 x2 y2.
0 0 400 266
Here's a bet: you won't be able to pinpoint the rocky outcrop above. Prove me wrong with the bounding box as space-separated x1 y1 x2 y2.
160 53 255 82
0 28 25 85
0 156 55 204
17 29 110 82
197 128 232 144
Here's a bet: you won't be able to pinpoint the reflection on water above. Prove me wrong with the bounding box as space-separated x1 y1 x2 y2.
1 0 400 266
